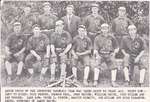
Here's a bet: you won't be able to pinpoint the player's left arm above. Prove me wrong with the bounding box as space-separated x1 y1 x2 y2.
111 36 119 57
61 33 72 55
77 38 92 56
135 39 145 63
14 47 26 56
45 36 50 58
14 36 26 56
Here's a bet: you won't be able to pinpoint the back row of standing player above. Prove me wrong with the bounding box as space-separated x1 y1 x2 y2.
5 2 146 87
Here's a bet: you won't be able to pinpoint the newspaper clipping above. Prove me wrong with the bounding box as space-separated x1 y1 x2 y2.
0 0 149 102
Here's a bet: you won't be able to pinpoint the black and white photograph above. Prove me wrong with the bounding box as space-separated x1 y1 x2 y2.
0 0 149 88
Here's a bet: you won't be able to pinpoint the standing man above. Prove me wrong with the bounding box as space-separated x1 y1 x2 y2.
50 20 72 81
19 5 33 34
111 6 133 58
93 23 119 87
39 2 58 30
83 3 105 45
121 25 146 87
5 22 26 82
25 24 50 81
61 4 81 38
72 25 92 85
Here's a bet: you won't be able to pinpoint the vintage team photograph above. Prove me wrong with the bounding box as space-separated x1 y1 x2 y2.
0 0 149 87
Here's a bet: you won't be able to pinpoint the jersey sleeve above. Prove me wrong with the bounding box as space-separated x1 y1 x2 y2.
94 36 99 50
121 37 127 50
5 34 13 47
50 33 56 45
140 38 145 51
111 36 118 49
66 32 72 44
111 19 116 34
42 34 49 46
26 37 33 51
87 37 92 50
72 37 77 50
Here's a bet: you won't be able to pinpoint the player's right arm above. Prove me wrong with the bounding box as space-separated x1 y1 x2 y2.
27 37 41 60
30 50 41 61
93 37 100 59
121 38 130 58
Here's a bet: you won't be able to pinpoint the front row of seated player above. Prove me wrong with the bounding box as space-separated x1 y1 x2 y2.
5 20 146 87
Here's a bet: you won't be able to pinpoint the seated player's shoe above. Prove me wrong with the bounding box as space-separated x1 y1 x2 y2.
50 76 55 82
27 74 34 82
14 75 21 82
137 83 144 87
73 78 78 83
7 76 12 84
39 74 45 82
83 80 88 86
123 81 130 87
93 80 98 87
129 81 135 86
111 81 119 87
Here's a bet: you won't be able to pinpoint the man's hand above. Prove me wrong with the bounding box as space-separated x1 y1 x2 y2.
44 54 50 58
134 56 140 63
89 32 96 36
36 55 41 61
51 53 57 57
73 54 78 59
14 52 20 57
59 52 65 56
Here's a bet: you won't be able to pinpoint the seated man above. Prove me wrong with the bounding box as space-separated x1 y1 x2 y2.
71 25 92 85
5 22 26 83
121 25 146 87
93 23 120 87
50 20 72 81
25 24 50 81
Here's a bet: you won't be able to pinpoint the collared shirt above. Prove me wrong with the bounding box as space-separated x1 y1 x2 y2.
83 14 105 33
121 35 145 57
67 14 73 26
6 33 27 53
50 30 72 49
72 35 92 53
112 16 133 36
27 33 49 53
94 34 118 54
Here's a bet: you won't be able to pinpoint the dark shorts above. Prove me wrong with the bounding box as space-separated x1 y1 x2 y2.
5 53 25 63
124 55 147 70
95 54 117 70
25 52 49 69
72 55 90 67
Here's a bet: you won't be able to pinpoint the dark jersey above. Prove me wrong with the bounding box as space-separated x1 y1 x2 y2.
72 35 92 53
94 34 118 54
121 35 145 57
50 30 72 49
27 33 49 53
6 33 27 53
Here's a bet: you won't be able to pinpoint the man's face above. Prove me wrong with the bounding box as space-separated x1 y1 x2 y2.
66 7 74 15
78 28 86 38
33 27 40 36
14 25 21 33
129 28 137 38
55 24 64 32
118 10 126 17
91 7 99 14
101 27 109 36
24 7 31 15
43 5 51 13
